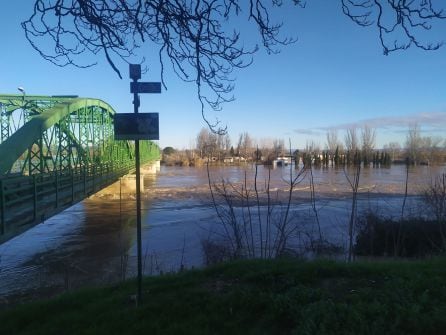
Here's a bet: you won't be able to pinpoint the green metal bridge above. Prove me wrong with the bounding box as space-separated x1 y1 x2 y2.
0 94 159 243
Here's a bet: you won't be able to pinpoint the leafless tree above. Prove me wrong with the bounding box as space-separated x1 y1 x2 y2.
22 0 304 133
223 134 232 155
22 1 446 134
361 125 376 165
197 127 232 159
383 141 401 162
205 143 306 259
237 132 254 161
405 124 421 164
420 135 443 164
215 132 231 160
305 140 320 155
307 158 323 243
326 129 340 156
396 156 410 256
256 138 270 162
273 139 285 158
196 127 217 158
344 128 359 154
406 127 444 165
341 0 446 55
255 138 274 163
345 163 361 262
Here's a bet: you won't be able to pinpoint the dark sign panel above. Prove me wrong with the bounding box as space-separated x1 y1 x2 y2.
130 82 162 94
114 113 159 140
129 64 141 80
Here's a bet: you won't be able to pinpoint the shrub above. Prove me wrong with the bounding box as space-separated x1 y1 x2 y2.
423 173 446 246
354 213 444 257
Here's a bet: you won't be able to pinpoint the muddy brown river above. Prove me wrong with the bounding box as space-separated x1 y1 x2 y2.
0 164 444 305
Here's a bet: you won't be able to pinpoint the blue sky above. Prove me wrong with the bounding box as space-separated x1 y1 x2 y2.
1 1 445 150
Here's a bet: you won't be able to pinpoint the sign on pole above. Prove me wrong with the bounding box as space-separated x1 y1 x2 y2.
130 82 162 94
121 63 162 306
129 64 142 80
114 113 159 140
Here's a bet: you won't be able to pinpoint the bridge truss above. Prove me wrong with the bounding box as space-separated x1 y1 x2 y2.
0 94 159 243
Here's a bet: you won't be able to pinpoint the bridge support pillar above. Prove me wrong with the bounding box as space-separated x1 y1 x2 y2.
92 160 160 198
140 160 160 174
120 174 145 192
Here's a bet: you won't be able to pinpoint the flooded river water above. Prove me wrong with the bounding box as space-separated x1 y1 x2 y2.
0 164 444 305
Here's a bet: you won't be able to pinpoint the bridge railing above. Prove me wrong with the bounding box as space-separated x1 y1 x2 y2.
0 160 142 242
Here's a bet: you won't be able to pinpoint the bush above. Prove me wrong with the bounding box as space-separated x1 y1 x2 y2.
423 173 446 245
354 213 444 257
201 239 234 266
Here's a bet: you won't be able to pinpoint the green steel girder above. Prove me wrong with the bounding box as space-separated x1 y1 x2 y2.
0 97 114 174
0 95 73 145
0 94 160 176
0 103 9 142
0 94 160 243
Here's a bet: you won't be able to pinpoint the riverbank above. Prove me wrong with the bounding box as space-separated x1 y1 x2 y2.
1 257 446 334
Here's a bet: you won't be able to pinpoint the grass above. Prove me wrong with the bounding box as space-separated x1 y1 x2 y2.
1 258 446 334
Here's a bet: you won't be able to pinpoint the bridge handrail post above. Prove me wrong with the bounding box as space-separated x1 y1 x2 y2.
83 164 86 196
55 171 59 208
93 164 96 192
33 174 37 221
100 164 103 187
0 178 4 235
71 167 75 203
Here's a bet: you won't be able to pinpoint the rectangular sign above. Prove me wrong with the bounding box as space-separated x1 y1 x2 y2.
114 113 159 140
129 64 141 80
130 82 161 94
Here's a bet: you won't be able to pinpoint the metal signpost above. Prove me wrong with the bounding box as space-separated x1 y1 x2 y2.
114 64 160 305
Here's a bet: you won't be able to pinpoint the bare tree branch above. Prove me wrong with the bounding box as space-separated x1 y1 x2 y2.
21 0 303 133
21 1 446 132
342 0 446 55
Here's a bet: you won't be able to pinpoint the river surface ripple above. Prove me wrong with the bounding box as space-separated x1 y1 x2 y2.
0 164 444 304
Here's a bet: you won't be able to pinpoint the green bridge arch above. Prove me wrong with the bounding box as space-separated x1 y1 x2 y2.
0 94 160 243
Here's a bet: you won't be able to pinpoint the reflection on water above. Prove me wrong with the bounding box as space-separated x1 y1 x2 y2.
0 164 444 304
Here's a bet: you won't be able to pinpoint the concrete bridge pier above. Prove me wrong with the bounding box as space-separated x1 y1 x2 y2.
94 160 160 197
119 174 145 193
140 160 160 174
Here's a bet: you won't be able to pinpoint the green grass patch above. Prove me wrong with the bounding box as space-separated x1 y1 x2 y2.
1 258 446 334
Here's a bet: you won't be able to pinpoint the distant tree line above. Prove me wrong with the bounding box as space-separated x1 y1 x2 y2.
301 149 392 168
301 125 445 168
161 125 446 167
